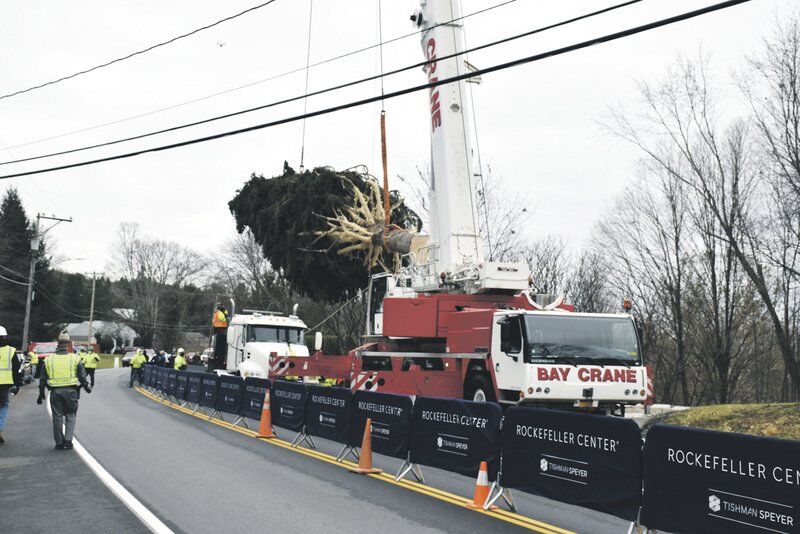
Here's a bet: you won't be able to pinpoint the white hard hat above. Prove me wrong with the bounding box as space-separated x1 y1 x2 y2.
178 348 185 355
0 325 7 336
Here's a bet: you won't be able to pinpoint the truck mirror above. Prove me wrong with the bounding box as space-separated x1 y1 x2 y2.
314 331 323 351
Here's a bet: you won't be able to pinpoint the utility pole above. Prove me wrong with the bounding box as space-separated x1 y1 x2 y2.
87 271 97 348
21 214 72 353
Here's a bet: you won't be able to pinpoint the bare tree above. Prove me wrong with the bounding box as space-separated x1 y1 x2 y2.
108 223 206 346
609 53 800 399
522 236 571 296
397 164 530 262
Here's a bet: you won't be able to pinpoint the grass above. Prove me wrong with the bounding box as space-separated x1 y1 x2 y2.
97 354 122 369
659 403 800 440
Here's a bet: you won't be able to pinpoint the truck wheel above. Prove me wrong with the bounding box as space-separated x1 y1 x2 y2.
465 375 496 403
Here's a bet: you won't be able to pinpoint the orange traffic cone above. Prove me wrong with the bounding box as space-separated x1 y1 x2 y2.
467 461 496 509
348 418 382 474
257 389 276 439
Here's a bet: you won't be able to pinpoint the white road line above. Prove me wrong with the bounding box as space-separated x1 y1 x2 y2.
46 391 174 534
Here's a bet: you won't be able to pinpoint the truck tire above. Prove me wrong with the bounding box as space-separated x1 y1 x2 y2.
465 374 496 403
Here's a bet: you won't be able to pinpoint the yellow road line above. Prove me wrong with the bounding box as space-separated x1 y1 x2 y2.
135 387 574 534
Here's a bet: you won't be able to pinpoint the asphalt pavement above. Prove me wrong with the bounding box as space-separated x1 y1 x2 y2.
3 369 637 533
0 380 148 534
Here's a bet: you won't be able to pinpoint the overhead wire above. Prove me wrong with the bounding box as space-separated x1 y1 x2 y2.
0 0 281 102
3 0 516 152
0 0 643 168
0 0 751 181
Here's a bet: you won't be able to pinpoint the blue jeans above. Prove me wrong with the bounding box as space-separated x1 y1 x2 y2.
0 386 9 431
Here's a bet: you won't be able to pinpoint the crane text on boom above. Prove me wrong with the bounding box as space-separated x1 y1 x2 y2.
425 38 442 132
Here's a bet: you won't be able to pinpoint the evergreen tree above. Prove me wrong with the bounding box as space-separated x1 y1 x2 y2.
0 188 35 347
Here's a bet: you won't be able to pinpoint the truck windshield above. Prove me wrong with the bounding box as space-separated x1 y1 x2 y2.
247 326 305 344
523 315 640 364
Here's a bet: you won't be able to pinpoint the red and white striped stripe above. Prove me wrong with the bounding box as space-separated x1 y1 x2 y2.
351 372 379 392
269 357 289 376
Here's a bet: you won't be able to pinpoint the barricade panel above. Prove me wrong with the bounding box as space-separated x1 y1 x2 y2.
175 371 188 400
200 374 219 408
271 381 307 431
641 424 800 533
217 375 244 415
500 406 642 522
166 369 177 396
186 372 203 404
143 365 152 386
241 377 271 420
305 385 352 444
349 390 413 460
409 397 502 480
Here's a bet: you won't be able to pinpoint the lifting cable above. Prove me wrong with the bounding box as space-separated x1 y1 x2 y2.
378 0 391 235
298 0 314 173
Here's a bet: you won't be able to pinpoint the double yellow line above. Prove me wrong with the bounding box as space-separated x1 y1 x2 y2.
135 386 573 534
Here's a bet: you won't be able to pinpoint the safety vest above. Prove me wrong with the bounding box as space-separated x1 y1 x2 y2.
45 353 79 387
131 354 146 369
83 352 100 369
174 355 187 370
29 351 38 365
212 310 228 328
0 345 16 385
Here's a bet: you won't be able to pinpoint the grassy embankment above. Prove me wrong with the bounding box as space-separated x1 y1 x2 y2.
658 403 800 440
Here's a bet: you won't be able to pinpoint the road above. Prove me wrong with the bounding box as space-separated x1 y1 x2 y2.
9 368 637 533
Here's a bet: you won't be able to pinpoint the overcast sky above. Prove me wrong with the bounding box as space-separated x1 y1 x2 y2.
0 0 790 276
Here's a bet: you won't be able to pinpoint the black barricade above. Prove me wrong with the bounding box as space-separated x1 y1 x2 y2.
349 390 413 460
186 372 202 404
271 381 307 431
241 377 271 420
641 424 800 533
410 397 503 480
147 365 157 388
143 365 152 387
500 406 642 522
175 371 188 401
305 385 352 444
217 375 243 416
200 374 219 409
166 370 177 397
157 367 167 392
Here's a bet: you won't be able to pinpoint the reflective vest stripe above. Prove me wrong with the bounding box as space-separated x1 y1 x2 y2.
0 346 14 385
45 354 79 387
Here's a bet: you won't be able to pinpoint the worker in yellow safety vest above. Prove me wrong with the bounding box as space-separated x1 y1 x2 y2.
82 348 101 387
128 351 147 388
0 325 23 444
212 305 229 328
38 333 91 450
28 349 39 379
173 349 188 371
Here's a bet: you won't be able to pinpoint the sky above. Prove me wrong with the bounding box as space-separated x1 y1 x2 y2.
0 0 792 276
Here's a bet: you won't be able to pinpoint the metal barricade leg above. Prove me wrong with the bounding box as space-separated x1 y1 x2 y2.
484 481 517 512
395 458 424 483
336 444 359 463
291 428 316 449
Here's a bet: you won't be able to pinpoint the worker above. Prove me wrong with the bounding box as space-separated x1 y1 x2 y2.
82 347 101 387
128 350 147 388
38 333 91 450
0 326 22 444
28 349 39 379
212 305 229 328
173 348 188 371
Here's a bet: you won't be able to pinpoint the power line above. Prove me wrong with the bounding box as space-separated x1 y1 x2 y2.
0 0 642 168
3 1 516 152
0 272 29 286
0 0 281 102
0 0 751 181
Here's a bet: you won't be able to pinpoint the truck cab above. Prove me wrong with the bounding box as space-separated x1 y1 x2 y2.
224 311 309 378
491 309 647 413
